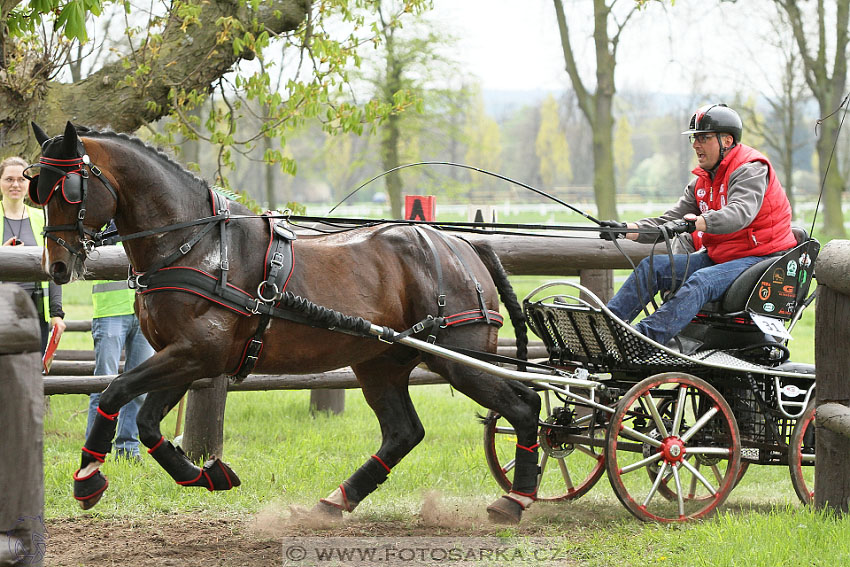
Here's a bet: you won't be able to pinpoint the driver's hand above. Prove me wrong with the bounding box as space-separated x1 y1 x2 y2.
599 220 627 241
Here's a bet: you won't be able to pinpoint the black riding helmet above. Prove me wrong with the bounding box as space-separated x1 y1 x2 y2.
682 103 742 166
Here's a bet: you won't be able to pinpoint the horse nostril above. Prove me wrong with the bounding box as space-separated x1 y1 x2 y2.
51 262 68 281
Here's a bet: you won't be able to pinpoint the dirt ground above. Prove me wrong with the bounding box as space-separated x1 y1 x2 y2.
43 496 584 567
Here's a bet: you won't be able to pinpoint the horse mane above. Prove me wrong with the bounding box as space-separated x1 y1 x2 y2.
77 126 209 191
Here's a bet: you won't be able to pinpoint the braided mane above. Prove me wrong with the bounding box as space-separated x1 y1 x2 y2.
78 127 209 190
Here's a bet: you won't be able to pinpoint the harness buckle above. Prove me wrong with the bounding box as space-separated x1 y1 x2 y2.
248 298 263 315
270 252 285 269
78 208 86 220
412 321 426 334
221 259 230 271
90 165 102 176
437 294 446 307
179 243 192 255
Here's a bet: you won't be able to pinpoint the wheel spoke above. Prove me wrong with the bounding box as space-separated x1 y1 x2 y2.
671 385 688 437
680 406 720 443
643 391 670 438
494 426 515 435
672 465 685 517
680 458 718 496
556 457 575 491
686 447 731 456
618 425 663 448
642 461 669 508
620 451 664 475
575 444 600 458
502 458 516 474
688 461 699 498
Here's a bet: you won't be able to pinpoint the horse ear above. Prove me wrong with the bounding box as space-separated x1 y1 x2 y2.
61 121 78 155
32 122 49 145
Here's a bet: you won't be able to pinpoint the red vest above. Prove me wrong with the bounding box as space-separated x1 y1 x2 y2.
690 144 796 263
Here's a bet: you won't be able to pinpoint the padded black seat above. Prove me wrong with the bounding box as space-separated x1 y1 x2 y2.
702 226 811 315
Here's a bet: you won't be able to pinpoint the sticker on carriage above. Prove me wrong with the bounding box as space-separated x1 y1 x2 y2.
758 282 771 301
762 302 775 313
781 384 804 398
786 260 798 277
798 270 808 285
750 312 793 340
772 268 785 284
778 284 796 299
799 252 812 268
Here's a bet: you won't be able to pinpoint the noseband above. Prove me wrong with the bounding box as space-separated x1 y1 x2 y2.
29 140 119 262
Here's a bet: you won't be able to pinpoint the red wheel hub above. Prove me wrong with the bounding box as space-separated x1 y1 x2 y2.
659 437 686 464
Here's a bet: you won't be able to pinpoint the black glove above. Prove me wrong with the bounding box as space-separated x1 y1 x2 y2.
599 220 627 241
659 215 697 237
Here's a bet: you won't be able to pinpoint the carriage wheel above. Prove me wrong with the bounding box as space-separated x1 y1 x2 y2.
789 401 816 504
483 390 606 501
649 399 749 502
605 372 741 522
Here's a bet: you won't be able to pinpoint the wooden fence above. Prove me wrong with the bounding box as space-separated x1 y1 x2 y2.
2 234 661 459
813 239 850 514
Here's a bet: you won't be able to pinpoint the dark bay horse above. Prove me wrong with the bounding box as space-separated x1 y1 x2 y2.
30 121 542 523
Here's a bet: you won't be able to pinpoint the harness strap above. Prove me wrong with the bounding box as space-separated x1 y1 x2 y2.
429 229 491 325
412 226 445 343
230 220 297 382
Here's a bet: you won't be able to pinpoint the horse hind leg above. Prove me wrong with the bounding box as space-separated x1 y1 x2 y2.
138 385 241 492
314 354 423 517
426 356 541 524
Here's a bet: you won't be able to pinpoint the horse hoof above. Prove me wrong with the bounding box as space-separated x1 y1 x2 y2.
202 458 242 490
73 468 109 510
486 496 523 525
313 500 344 519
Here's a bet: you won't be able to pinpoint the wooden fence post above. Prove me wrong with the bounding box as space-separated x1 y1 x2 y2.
181 375 228 461
0 284 45 567
814 240 850 513
579 269 614 303
310 389 345 415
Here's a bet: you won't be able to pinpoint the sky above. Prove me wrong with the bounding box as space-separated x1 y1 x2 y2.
428 0 785 100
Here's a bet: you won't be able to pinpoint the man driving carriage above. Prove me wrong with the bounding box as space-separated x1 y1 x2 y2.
599 103 797 350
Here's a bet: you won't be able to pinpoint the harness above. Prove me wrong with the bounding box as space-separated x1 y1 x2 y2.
33 144 503 381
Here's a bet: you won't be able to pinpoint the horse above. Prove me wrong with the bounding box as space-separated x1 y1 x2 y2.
30 121 542 524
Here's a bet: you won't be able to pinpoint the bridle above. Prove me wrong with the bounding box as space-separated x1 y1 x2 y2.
25 138 119 262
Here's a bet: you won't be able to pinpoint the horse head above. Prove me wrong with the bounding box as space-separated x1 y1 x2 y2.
30 121 119 283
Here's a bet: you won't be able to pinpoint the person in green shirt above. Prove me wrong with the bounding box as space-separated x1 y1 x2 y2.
85 233 154 460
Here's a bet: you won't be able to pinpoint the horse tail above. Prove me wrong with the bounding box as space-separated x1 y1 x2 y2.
469 241 528 361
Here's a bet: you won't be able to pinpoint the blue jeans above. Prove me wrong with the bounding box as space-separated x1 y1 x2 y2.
607 251 769 345
86 315 155 457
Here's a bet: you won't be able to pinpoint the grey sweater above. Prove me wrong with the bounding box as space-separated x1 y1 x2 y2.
632 161 769 249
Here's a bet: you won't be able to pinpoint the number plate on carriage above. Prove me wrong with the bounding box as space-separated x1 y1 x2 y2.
749 312 793 341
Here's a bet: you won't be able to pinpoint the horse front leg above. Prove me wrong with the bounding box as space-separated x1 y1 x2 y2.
138 386 240 493
73 348 232 508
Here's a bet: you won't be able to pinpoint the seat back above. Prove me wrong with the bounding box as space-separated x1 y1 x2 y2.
701 228 818 318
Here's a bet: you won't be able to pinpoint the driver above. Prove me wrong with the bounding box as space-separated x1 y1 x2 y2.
598 103 797 351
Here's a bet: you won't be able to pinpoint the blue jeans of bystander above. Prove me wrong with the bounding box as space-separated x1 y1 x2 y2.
86 315 155 458
607 251 768 345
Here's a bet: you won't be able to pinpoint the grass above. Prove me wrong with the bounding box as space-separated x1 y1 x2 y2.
44 385 847 566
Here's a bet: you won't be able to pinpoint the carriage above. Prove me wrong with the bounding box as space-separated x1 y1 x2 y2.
483 235 820 522
30 121 820 525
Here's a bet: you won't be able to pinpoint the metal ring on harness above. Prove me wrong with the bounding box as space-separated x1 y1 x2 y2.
257 280 281 303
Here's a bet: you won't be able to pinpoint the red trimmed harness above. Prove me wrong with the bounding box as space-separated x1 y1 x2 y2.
134 194 503 381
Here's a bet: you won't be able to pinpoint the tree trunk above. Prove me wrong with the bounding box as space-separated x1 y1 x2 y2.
0 0 310 155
